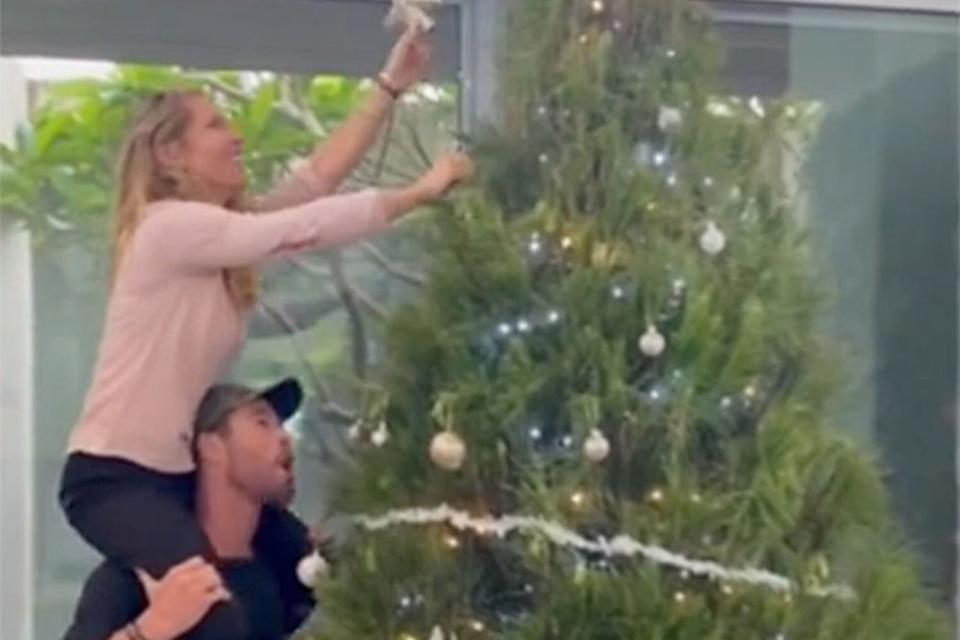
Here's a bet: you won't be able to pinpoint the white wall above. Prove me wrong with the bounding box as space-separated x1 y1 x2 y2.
0 58 35 640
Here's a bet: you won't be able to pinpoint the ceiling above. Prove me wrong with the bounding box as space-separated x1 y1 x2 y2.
0 0 954 102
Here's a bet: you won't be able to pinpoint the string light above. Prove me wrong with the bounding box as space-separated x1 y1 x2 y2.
648 488 665 503
570 491 587 507
611 285 626 299
590 0 605 13
492 307 567 341
561 236 574 250
539 153 550 164
443 534 461 549
673 591 688 604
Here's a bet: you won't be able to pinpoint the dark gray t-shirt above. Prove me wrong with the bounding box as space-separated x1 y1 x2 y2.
62 557 302 640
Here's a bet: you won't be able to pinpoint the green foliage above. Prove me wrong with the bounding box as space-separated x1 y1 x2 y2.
312 0 949 638
0 67 370 246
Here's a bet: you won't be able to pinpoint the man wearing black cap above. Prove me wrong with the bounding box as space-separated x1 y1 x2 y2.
63 378 319 640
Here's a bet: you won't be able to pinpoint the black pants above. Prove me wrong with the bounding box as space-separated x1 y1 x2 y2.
60 453 315 639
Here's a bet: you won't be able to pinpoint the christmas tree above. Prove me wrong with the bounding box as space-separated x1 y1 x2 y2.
307 0 949 637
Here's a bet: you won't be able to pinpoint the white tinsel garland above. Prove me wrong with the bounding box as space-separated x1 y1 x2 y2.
355 504 855 601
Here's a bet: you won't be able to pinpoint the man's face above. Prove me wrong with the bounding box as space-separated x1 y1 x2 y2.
217 399 296 506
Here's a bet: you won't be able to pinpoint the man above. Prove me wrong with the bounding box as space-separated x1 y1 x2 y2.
63 378 318 640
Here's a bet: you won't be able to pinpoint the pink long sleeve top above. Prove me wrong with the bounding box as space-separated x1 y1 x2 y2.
67 166 390 472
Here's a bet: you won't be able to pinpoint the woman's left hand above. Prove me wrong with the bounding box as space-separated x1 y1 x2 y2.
380 26 432 93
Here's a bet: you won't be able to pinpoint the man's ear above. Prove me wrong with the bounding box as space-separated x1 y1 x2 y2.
195 432 227 466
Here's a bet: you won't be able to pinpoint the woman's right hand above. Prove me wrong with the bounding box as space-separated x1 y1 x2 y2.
133 557 231 640
416 152 475 200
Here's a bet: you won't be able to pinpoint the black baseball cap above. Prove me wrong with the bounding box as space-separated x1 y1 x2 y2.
194 377 304 435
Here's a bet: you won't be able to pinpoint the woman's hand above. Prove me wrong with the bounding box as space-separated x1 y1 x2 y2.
381 152 474 222
380 26 432 93
416 152 475 200
133 557 231 640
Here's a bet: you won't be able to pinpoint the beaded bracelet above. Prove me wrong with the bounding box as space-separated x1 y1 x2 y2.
375 73 402 100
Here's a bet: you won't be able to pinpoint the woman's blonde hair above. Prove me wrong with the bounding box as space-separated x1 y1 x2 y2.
111 89 258 309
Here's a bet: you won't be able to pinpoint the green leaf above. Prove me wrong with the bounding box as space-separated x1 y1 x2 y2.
245 81 278 139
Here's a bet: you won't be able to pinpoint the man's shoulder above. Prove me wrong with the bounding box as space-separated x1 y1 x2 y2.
62 561 146 640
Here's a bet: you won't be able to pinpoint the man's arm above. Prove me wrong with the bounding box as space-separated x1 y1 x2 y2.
63 557 230 640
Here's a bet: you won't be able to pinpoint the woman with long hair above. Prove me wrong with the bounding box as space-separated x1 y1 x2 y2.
59 27 472 639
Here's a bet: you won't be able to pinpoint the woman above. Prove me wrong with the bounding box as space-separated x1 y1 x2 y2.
59 26 473 639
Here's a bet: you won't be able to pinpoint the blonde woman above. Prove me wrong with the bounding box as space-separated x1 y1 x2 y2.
59 27 472 639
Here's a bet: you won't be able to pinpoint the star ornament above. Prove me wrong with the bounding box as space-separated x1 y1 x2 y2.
385 0 444 33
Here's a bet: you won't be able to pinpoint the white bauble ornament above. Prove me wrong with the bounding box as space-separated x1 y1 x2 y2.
699 222 727 256
658 106 683 131
583 429 611 463
296 551 331 587
429 431 466 471
638 325 666 357
371 420 390 447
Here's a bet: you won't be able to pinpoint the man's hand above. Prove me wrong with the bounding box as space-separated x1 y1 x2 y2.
309 524 334 549
133 557 231 640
